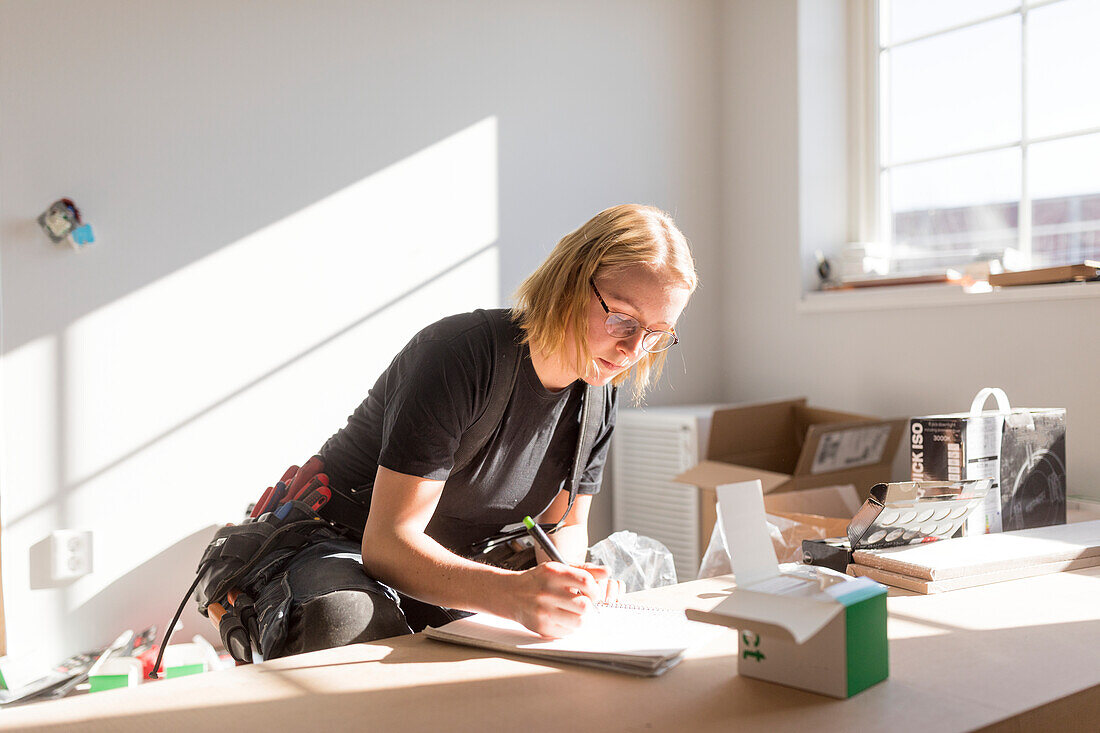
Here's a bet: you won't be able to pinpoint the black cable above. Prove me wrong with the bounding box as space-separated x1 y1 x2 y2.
147 561 209 680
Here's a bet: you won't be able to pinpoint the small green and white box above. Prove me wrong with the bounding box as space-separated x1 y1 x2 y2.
686 480 888 698
88 656 143 692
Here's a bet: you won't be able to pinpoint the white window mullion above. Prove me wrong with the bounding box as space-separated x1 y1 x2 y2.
883 6 1021 51
849 0 880 246
888 139 1023 170
1020 2 1032 266
878 16 892 259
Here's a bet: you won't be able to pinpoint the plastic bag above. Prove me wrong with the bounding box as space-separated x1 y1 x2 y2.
697 513 823 579
588 530 677 592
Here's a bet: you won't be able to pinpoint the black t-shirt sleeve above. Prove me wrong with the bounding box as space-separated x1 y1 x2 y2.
376 338 481 481
318 330 487 490
578 386 619 495
316 390 381 491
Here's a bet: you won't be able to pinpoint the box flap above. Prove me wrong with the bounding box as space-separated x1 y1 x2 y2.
687 586 844 644
700 479 863 644
794 406 877 433
676 460 790 494
716 481 781 587
763 484 862 519
793 418 906 478
706 399 806 463
712 446 801 475
786 467 887 497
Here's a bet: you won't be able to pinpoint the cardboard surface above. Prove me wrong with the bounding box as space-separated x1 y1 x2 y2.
2 570 1100 732
739 611 849 698
763 484 862 519
678 398 904 562
677 460 790 495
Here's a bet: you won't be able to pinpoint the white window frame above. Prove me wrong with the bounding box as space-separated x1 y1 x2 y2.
850 0 1100 274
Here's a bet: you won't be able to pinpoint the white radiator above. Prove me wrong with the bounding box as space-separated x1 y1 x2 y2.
610 405 721 582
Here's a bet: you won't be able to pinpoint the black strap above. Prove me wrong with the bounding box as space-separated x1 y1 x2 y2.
451 309 522 475
548 381 608 533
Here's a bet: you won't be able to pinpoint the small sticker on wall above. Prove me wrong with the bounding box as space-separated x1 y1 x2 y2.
812 425 892 474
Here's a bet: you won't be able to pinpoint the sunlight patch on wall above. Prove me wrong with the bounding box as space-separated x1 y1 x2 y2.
65 248 499 606
62 117 499 488
0 335 67 656
0 335 60 524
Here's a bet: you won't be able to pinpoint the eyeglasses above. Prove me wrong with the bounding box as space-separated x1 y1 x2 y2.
590 278 679 353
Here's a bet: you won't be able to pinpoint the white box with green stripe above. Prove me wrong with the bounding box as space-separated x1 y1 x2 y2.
686 480 889 698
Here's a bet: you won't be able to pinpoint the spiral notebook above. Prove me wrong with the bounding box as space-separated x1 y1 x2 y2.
423 603 720 676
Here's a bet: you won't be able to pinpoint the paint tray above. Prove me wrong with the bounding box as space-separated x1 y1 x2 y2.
802 479 991 572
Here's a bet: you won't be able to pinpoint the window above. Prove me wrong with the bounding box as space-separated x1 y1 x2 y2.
855 0 1100 276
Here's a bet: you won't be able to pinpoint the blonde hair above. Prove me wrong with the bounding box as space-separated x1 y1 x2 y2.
512 204 697 401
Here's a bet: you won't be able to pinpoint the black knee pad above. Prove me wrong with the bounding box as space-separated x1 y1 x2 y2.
283 588 413 656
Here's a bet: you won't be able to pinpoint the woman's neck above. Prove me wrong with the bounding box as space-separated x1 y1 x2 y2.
529 346 577 392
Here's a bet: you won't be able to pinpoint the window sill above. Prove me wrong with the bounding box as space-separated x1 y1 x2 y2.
797 279 1100 314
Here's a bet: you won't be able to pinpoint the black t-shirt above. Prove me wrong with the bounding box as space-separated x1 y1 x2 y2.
318 310 617 554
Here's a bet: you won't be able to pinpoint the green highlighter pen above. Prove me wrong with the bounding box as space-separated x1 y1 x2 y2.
522 516 566 564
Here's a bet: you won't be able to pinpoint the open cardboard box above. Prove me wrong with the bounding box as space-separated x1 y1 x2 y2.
676 398 905 561
686 481 889 698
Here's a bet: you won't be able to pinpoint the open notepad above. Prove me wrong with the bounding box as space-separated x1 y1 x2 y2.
423 603 721 676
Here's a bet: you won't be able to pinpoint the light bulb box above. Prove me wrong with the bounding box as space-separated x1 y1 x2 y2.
685 480 888 699
910 388 1065 534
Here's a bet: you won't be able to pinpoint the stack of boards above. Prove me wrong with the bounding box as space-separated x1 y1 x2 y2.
847 520 1100 593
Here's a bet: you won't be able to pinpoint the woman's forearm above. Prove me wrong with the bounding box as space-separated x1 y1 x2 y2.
541 523 589 564
361 524 517 617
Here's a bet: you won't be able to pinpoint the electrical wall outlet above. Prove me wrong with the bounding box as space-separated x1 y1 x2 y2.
49 530 93 581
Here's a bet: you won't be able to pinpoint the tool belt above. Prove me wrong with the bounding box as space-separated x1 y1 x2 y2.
193 506 345 617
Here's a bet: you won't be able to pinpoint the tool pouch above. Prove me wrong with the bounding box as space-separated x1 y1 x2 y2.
193 502 345 616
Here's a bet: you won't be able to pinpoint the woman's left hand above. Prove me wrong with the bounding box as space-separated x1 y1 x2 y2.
577 562 624 604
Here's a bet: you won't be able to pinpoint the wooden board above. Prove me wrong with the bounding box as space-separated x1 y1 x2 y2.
851 520 1100 581
989 261 1100 287
848 555 1100 593
824 273 954 289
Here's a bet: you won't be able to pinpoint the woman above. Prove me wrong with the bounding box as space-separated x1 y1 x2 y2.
250 204 697 659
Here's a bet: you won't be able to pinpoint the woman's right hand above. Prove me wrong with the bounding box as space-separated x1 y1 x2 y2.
508 562 604 638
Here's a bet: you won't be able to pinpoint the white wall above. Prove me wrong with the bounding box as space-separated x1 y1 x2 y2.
0 0 723 662
720 0 1099 492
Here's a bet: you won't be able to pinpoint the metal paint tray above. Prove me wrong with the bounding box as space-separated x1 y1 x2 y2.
802 479 992 572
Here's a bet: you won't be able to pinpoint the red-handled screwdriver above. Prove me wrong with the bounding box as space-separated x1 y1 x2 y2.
249 487 274 519
301 486 332 512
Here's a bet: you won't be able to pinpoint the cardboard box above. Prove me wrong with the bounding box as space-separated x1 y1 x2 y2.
686 481 889 698
910 388 1066 533
676 398 906 559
